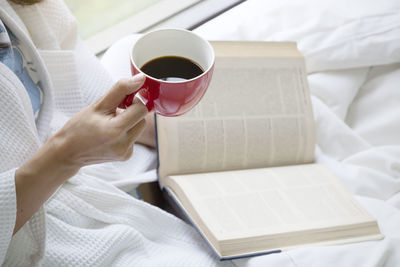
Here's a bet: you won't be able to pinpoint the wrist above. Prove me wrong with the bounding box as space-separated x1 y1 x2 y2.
20 133 81 187
45 132 82 178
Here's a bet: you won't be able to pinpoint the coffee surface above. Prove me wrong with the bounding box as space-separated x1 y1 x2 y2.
140 56 204 81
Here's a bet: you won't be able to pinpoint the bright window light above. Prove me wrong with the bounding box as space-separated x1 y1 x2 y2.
65 0 164 39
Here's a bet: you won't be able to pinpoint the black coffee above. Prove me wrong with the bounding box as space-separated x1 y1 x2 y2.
140 56 204 81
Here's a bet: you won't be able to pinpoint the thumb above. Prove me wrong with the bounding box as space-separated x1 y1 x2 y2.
96 73 145 111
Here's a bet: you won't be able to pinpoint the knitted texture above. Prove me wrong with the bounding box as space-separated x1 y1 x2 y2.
1 0 228 266
0 169 16 263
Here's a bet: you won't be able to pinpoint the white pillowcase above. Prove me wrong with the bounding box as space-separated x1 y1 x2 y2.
195 0 400 72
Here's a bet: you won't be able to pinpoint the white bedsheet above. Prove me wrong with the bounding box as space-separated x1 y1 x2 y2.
101 0 400 265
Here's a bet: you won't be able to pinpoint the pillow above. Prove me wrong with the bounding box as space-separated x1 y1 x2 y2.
195 0 400 72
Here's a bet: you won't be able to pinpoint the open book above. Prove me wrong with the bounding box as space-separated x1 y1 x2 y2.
155 41 383 260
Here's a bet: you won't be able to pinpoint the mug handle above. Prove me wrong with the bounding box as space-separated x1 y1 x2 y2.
118 92 136 109
118 89 152 111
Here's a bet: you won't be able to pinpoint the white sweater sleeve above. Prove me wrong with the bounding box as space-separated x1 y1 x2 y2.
0 169 17 264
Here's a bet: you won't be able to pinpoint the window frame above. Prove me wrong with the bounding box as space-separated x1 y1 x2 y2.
84 0 201 55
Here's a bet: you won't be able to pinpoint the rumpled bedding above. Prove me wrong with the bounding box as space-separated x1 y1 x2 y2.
101 0 400 265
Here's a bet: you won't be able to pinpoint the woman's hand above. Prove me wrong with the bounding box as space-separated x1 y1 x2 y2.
54 73 148 167
14 74 148 234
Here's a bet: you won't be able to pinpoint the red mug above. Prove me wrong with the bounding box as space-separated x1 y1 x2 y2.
120 29 215 117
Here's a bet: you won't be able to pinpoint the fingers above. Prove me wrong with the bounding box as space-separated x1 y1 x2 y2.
126 118 147 144
116 97 148 130
96 74 145 111
117 119 146 161
110 118 146 161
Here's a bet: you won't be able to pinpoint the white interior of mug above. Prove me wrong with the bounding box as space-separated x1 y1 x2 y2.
131 29 214 82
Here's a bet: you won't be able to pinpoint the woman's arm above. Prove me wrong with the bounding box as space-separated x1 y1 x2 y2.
14 135 79 233
14 74 148 234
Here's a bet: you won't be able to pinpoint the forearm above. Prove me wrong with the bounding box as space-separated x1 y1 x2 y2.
14 134 79 234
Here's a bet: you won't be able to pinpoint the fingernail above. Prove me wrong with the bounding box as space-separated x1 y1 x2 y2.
131 73 145 84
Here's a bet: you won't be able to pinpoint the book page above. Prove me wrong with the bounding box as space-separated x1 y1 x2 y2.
157 42 315 179
166 164 377 242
